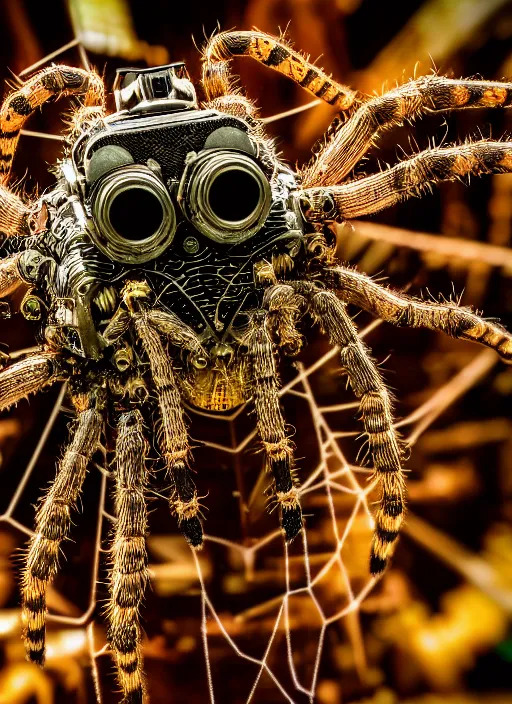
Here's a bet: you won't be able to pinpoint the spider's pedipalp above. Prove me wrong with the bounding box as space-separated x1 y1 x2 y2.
0 64 104 184
133 310 203 548
102 307 132 346
146 309 206 358
299 140 512 222
202 29 359 110
324 266 512 363
263 283 305 356
245 310 303 542
107 409 149 704
302 75 512 187
21 388 103 664
289 283 405 574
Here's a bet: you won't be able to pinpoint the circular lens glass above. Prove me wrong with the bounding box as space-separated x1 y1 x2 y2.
179 150 272 244
90 165 176 264
109 187 164 241
207 168 261 223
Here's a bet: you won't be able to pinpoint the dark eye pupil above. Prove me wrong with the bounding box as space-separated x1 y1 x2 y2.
109 187 164 241
207 169 261 222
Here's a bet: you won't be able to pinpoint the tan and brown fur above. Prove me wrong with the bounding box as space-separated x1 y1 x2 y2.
302 141 512 220
121 282 203 549
0 185 31 236
324 267 512 363
244 310 302 540
202 29 360 110
302 75 512 187
107 409 149 704
263 283 405 572
21 389 103 664
0 352 61 411
0 65 104 184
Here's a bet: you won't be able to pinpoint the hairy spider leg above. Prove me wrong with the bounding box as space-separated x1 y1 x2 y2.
0 64 104 184
134 313 203 547
324 266 512 362
299 140 512 221
107 409 149 704
21 388 103 664
303 76 512 187
202 29 360 110
0 187 32 236
0 351 62 411
263 283 304 356
102 306 205 358
271 283 405 574
245 311 303 542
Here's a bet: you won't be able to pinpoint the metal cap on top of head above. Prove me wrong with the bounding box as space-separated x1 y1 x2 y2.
113 63 198 113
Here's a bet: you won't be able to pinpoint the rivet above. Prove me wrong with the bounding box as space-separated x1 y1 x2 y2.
183 236 199 254
22 296 42 321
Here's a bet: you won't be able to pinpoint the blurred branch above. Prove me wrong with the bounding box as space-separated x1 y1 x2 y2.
67 0 169 64
404 512 512 612
417 418 512 454
348 221 512 273
355 0 510 92
400 349 498 445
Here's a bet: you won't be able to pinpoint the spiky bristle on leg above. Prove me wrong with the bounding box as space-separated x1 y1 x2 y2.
21 390 102 664
107 409 149 703
246 311 303 542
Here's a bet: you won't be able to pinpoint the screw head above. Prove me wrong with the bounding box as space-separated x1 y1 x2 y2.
22 296 42 320
183 236 199 254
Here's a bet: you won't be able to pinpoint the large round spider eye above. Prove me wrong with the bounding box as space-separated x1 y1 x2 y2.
89 164 176 264
179 149 271 244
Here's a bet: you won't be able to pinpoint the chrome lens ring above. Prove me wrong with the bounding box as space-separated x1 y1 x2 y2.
181 150 271 244
90 165 176 264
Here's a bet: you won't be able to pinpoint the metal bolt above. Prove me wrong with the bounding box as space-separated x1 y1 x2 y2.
183 236 199 254
22 296 42 321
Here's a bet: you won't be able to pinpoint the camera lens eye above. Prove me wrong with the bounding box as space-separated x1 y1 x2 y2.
179 150 271 244
90 165 176 264
207 168 262 223
109 187 164 241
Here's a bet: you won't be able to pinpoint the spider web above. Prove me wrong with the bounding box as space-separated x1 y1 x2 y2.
0 37 510 704
0 325 501 703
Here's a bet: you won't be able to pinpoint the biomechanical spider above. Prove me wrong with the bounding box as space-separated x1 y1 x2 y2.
0 28 511 703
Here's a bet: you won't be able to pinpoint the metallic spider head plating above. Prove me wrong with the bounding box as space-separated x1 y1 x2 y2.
19 62 311 411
